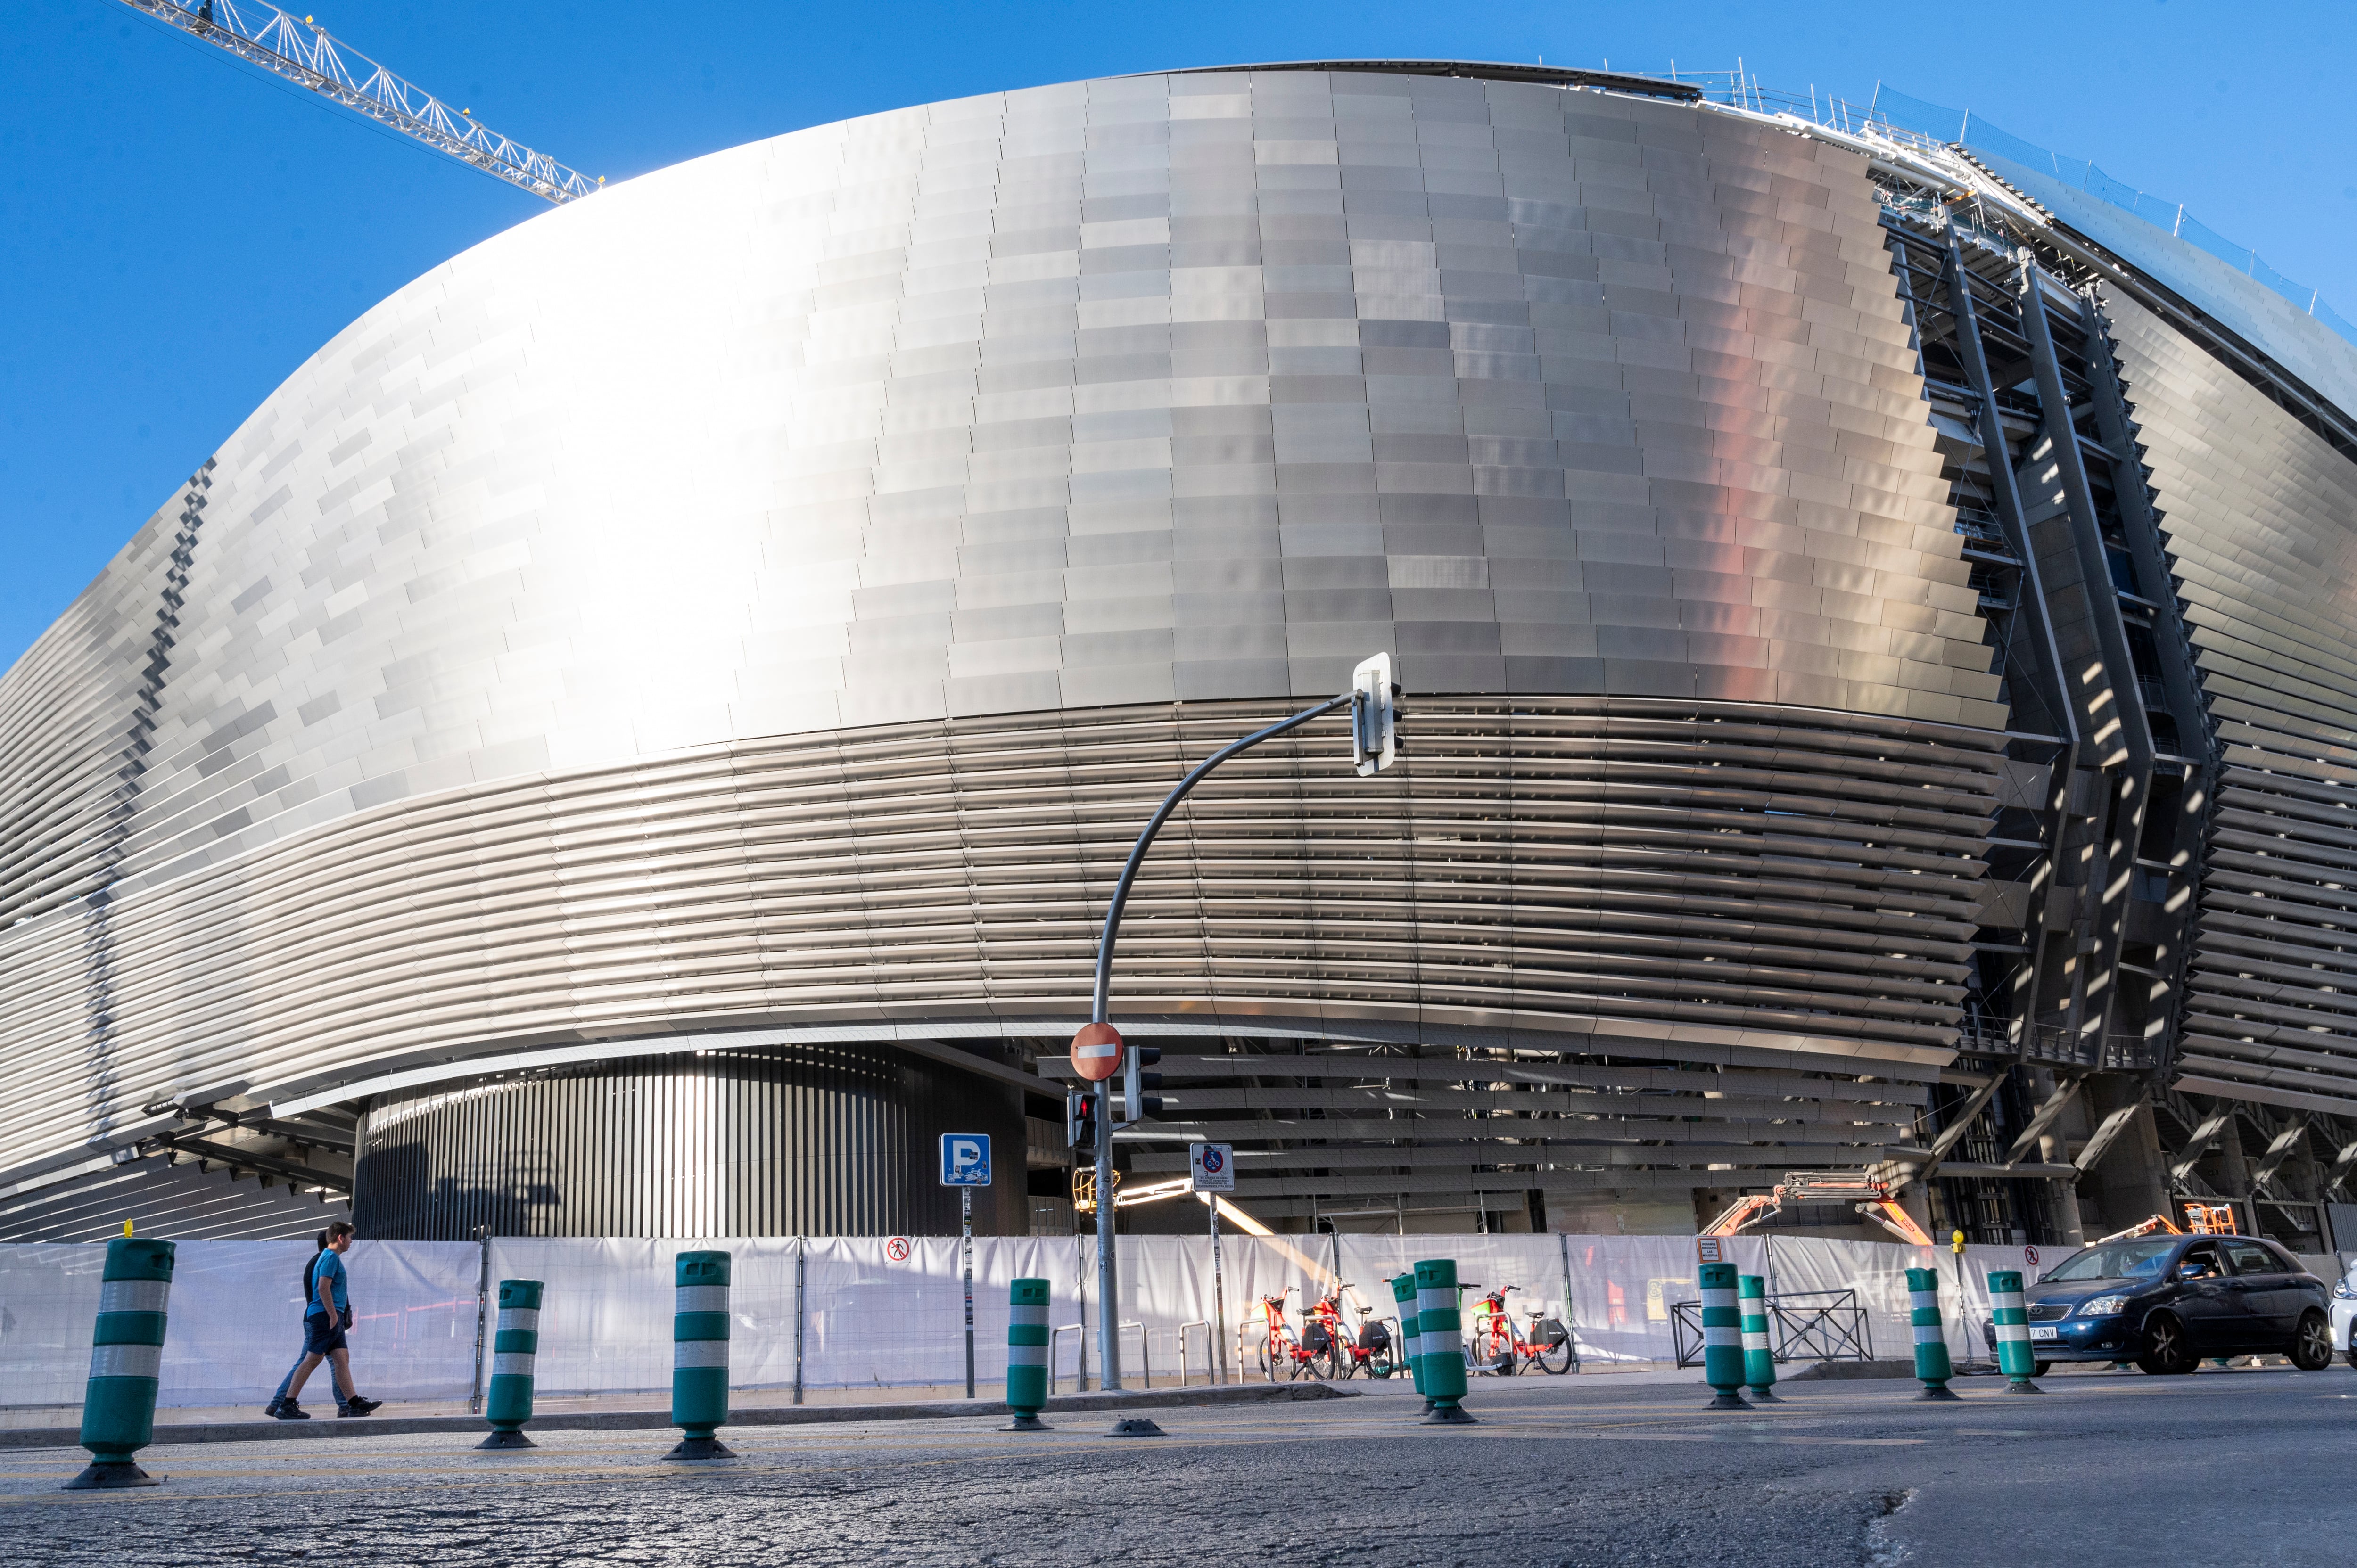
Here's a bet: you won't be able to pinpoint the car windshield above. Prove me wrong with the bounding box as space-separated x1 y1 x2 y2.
2041 1240 2180 1282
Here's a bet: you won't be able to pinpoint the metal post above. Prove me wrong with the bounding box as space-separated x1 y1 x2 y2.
1075 1234 1090 1392
469 1224 489 1416
1558 1231 1576 1364
962 1186 976 1400
1095 1121 1119 1390
1086 689 1357 1395
791 1237 806 1407
1209 1196 1228 1386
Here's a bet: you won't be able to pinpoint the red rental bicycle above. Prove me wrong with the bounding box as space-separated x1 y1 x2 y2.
1307 1284 1398 1379
1465 1283 1576 1375
1255 1286 1317 1381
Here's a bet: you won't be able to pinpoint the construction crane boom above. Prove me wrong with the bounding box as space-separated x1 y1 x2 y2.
113 0 595 204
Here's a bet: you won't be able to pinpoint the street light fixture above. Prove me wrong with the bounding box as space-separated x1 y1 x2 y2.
1074 653 1399 1392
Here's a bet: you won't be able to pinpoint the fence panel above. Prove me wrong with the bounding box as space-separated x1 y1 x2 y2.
0 1231 2114 1408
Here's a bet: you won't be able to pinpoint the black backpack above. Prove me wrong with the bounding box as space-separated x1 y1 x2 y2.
301 1249 322 1303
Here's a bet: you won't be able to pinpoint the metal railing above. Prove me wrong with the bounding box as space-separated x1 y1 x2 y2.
1954 1020 2166 1072
1178 1320 1213 1386
1051 1318 1152 1391
1670 1288 1875 1368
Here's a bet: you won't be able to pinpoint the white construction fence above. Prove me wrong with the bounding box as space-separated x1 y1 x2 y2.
0 1231 2281 1411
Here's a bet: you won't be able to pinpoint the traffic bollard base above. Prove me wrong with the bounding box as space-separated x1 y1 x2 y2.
662 1436 737 1461
1105 1418 1165 1437
1747 1387 1783 1402
2003 1379 2045 1394
1421 1403 1477 1424
476 1429 537 1450
1005 1413 1052 1431
1917 1385 1964 1402
1707 1389 1754 1410
64 1461 158 1490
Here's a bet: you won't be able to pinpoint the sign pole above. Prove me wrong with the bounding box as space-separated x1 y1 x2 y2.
1209 1196 1227 1386
937 1132 992 1402
963 1186 976 1400
1076 656 1394 1400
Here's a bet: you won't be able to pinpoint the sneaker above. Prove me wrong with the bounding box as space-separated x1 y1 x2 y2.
263 1397 284 1419
274 1403 312 1420
338 1396 381 1418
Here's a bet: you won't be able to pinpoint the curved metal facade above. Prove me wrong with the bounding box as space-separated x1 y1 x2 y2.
353 1045 1025 1239
2104 293 2357 1116
12 60 2351 1242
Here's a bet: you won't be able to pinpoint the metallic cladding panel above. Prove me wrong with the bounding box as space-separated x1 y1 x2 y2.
2105 290 2357 1114
0 694 2000 1181
1982 152 2357 426
352 1046 1024 1239
0 70 1998 1190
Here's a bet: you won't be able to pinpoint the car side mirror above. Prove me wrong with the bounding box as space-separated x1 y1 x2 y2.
2176 1263 2203 1281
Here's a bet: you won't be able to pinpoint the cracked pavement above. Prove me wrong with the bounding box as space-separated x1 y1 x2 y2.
1 1366 2348 1566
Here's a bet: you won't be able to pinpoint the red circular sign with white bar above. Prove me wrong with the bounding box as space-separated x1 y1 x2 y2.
1071 1022 1124 1082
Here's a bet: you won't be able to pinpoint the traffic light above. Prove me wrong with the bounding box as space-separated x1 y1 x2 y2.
1121 1045 1163 1124
1066 1091 1100 1154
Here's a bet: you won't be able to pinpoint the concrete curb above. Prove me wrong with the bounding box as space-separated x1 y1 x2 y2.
0 1379 1355 1452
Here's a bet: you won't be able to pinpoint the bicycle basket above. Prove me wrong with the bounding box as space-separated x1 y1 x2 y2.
1302 1322 1333 1354
1532 1318 1568 1348
1356 1321 1390 1352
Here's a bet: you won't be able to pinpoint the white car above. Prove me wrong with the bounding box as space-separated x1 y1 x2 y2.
2333 1260 2357 1367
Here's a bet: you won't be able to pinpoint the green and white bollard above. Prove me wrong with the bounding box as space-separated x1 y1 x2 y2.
1738 1273 1779 1403
68 1237 176 1490
1908 1265 1960 1401
480 1279 544 1449
1698 1262 1751 1409
1390 1273 1428 1405
1006 1277 1051 1430
1414 1258 1474 1424
667 1250 735 1459
1987 1269 2042 1394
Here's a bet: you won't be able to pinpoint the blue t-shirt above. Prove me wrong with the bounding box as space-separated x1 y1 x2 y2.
308 1248 348 1319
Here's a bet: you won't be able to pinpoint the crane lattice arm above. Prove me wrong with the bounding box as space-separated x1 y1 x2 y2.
113 0 595 204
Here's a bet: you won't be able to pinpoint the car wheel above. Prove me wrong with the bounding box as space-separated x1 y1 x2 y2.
2136 1311 2196 1376
2290 1309 2334 1372
2034 1361 2052 1377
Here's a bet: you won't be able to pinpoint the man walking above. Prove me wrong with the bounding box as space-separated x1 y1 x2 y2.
277 1221 381 1419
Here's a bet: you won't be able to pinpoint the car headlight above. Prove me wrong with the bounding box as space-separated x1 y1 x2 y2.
2077 1295 2130 1317
2335 1281 2355 1301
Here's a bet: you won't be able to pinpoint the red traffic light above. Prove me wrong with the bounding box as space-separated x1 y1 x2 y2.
1071 1021 1124 1082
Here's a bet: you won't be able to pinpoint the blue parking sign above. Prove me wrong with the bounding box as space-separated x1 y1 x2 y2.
939 1133 991 1187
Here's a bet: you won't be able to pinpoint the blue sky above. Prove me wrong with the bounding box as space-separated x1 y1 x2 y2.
4 0 2350 672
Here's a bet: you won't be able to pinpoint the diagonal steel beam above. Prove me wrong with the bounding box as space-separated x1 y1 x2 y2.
2074 1092 2151 1174
2247 1118 2309 1195
2004 1075 2086 1167
2167 1108 2233 1187
1896 1071 2013 1191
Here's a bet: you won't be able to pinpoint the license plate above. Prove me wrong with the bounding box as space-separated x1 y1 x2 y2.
2029 1326 2059 1341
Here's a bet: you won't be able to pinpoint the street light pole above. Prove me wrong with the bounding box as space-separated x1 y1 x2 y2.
1084 657 1396 1392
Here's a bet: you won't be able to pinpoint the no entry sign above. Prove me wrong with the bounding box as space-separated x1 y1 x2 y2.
1071 1022 1124 1082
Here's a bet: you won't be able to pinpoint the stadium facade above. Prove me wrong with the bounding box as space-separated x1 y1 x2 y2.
5 61 2356 1249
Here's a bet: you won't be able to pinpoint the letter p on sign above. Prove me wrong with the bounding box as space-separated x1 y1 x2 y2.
938 1134 991 1187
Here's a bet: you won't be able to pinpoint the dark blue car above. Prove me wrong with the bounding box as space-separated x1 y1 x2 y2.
1982 1233 2335 1375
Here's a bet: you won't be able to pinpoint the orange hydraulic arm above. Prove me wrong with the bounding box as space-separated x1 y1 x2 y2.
1699 1172 1935 1247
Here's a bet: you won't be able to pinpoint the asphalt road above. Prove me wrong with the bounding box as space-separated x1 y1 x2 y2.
1 1366 2348 1566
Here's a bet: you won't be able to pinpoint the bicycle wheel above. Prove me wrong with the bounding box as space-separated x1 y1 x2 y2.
1256 1336 1277 1382
1533 1337 1574 1374
1366 1342 1395 1379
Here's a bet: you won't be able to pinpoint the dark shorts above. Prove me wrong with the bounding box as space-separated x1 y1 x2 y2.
303 1314 349 1356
